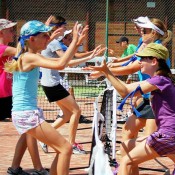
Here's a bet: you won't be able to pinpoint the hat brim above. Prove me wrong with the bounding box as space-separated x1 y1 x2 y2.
41 26 52 33
136 22 152 29
64 30 72 36
136 49 161 58
5 22 17 29
136 50 155 58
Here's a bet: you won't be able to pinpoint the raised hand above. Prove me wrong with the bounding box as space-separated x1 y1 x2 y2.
88 45 103 59
77 25 89 46
50 28 64 41
45 15 53 26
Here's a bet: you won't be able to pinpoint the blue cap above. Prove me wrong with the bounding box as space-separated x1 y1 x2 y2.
20 20 52 36
13 20 52 61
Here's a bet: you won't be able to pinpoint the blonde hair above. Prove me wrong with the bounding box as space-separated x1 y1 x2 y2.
5 42 27 73
150 18 167 40
162 30 173 46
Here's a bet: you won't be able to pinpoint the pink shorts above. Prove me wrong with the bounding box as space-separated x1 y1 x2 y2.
12 108 45 134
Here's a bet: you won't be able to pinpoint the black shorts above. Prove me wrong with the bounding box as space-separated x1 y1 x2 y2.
133 98 155 119
0 96 12 120
42 84 70 102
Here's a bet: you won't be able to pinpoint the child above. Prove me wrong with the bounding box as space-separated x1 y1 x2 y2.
5 20 88 175
0 18 49 175
85 43 175 175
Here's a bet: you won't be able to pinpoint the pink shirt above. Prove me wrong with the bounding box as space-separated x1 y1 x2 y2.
0 44 12 97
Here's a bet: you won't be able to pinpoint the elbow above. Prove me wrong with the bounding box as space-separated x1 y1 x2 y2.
56 62 67 70
120 93 127 99
120 89 130 99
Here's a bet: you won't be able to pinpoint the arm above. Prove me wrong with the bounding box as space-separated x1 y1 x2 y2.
109 60 140 75
74 50 93 58
67 45 102 67
88 60 158 98
112 53 134 63
3 46 16 57
87 59 140 79
23 23 89 70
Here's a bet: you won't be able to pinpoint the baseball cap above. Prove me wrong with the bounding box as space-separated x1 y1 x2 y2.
134 17 164 36
13 20 52 61
116 36 129 43
0 19 17 31
20 20 52 37
136 43 169 60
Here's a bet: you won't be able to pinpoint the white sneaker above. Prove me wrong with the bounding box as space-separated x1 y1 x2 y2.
39 141 48 153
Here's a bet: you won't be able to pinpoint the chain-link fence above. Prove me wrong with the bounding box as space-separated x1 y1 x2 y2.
1 0 175 120
2 0 175 65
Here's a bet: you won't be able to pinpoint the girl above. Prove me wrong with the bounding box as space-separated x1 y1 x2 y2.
5 20 88 175
0 18 50 175
40 15 102 154
86 43 175 175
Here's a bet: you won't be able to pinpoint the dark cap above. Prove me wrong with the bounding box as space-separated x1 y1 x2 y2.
116 36 129 43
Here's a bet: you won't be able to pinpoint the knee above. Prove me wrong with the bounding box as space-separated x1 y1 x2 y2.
122 122 140 138
73 107 81 118
120 156 131 167
122 123 134 137
120 156 138 168
59 142 72 156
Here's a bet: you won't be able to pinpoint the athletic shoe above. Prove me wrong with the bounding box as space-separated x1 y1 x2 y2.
31 169 49 175
39 141 48 153
72 143 87 154
79 115 92 124
7 167 30 175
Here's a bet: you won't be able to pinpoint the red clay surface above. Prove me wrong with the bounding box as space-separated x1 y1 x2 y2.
0 119 174 175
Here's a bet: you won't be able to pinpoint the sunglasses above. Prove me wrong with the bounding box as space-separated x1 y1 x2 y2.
141 28 152 34
140 56 155 60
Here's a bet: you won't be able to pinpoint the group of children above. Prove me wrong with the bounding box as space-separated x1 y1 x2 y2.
0 14 175 175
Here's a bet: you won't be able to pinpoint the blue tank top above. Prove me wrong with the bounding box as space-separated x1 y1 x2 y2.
12 67 39 111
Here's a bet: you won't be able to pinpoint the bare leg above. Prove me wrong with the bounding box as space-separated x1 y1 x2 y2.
122 114 146 142
53 95 81 144
118 137 159 175
28 121 72 175
144 119 157 136
10 133 45 172
11 134 27 169
26 134 44 170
